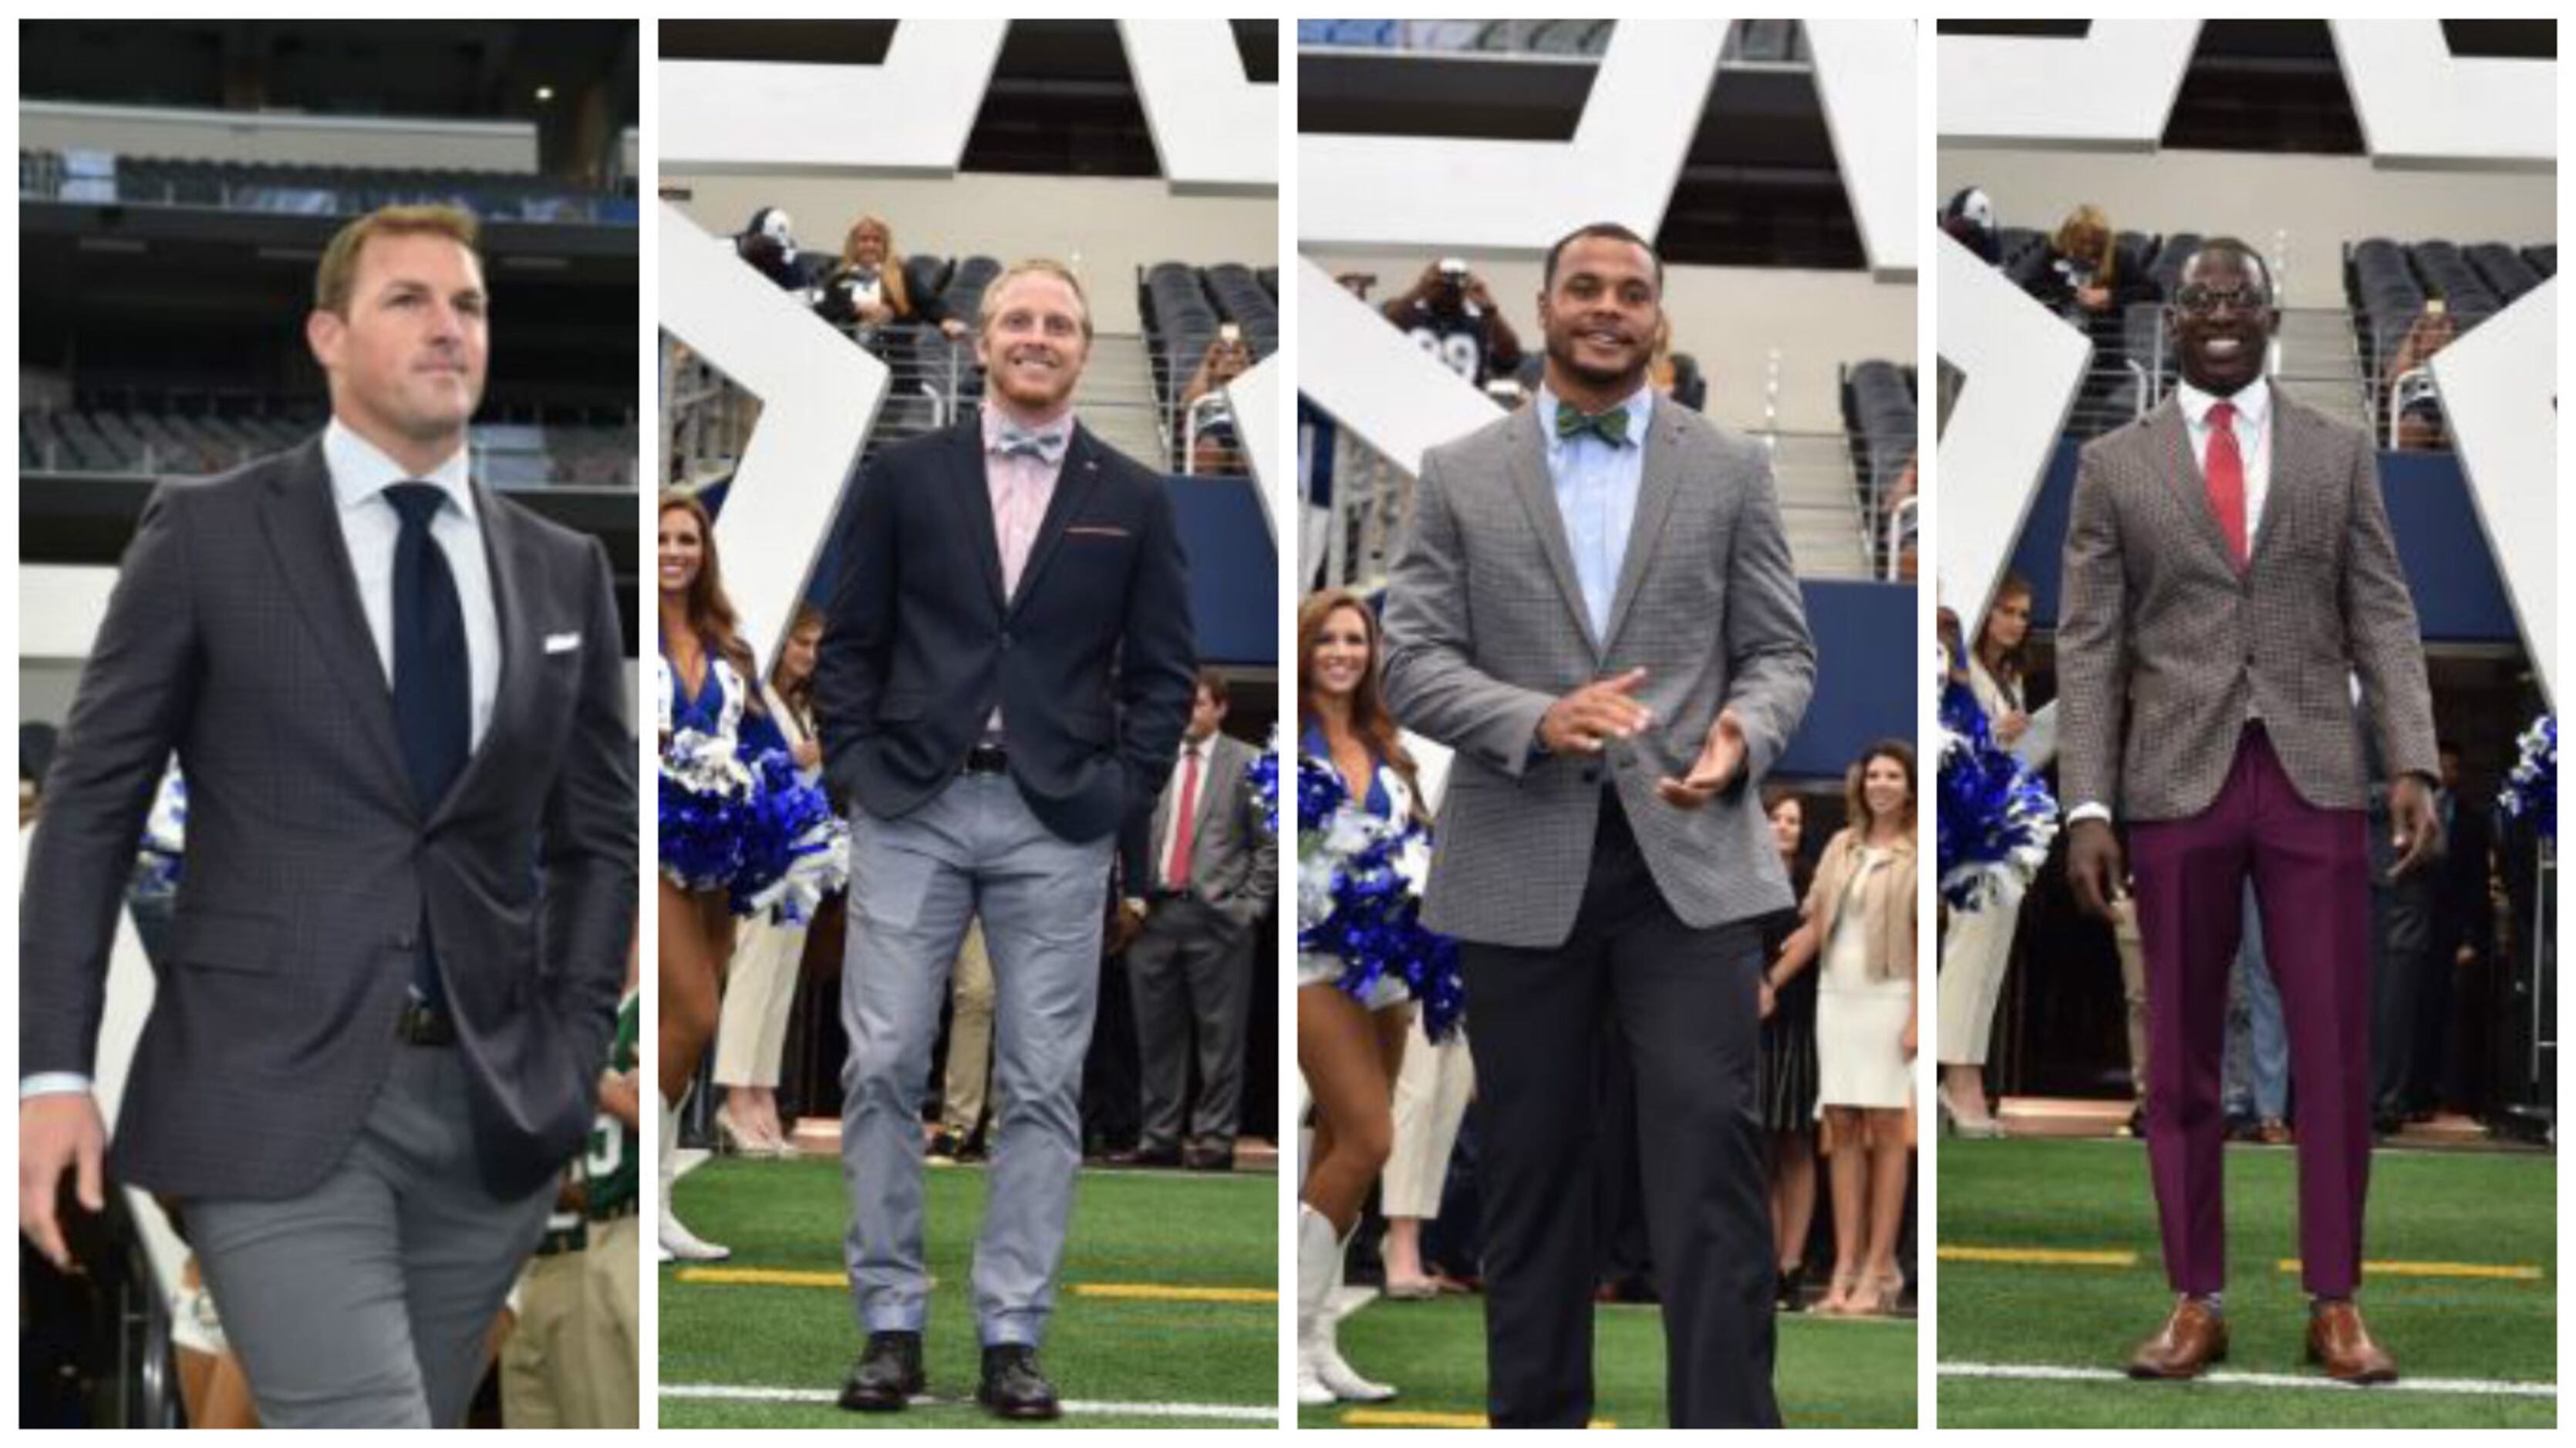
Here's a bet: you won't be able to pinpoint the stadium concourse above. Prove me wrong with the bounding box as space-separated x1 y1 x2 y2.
18 19 640 1431
655 19 1283 1428
1934 19 2554 1429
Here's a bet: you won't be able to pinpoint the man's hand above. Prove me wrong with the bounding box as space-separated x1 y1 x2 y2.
2067 817 2126 921
598 1067 641 1131
1657 709 1748 809
21 1093 108 1273
2387 774 2442 880
1537 668 1652 756
1107 898 1148 957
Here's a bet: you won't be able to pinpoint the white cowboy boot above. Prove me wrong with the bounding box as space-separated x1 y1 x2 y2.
659 1092 730 1263
1301 1204 1398 1403
1296 1204 1340 1405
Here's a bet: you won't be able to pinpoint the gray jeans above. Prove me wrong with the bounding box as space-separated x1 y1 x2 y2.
840 773 1114 1346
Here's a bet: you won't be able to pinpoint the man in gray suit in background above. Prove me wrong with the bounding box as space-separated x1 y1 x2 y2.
1383 221 1816 1429
19 204 635 1427
1119 671 1277 1170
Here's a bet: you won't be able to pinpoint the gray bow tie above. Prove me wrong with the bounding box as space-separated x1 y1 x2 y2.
993 422 1069 464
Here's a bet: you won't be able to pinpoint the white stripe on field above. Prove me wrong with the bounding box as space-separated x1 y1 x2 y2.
661 1382 1276 1420
1940 1362 2556 1399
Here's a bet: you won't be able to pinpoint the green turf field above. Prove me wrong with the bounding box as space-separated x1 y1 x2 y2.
659 1156 1280 1429
1937 1136 2557 1429
1298 1295 1918 1429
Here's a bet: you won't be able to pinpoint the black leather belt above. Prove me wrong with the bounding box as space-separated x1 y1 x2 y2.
396 998 459 1046
963 743 1010 775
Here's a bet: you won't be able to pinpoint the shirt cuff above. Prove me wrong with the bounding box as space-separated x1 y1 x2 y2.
2066 801 2113 827
20 1073 94 1100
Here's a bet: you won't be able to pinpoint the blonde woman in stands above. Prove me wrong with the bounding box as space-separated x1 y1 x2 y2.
819 214 966 339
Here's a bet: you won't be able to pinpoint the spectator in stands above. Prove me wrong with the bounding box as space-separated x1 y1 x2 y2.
1767 742 1917 1318
736 206 812 292
2027 204 2140 320
1180 330 1256 474
1937 575 2036 1136
1940 187 2000 265
817 215 967 340
1756 787 1822 1310
1118 672 1276 1170
714 604 830 1157
1383 258 1522 386
2380 301 2457 449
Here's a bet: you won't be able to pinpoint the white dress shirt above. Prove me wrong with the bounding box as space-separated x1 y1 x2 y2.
25 421 503 1100
2069 377 2274 827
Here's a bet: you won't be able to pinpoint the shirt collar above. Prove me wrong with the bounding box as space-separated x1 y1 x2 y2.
324 416 475 520
2175 375 2271 432
980 401 1077 451
1536 380 1654 451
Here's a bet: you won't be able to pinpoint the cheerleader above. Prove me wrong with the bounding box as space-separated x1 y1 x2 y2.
656 490 845 1261
1295 588 1460 1406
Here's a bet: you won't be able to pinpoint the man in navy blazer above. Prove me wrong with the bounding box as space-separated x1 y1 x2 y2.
817 258 1195 1419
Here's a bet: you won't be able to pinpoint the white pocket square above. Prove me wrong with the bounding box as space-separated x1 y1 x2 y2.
544 631 583 655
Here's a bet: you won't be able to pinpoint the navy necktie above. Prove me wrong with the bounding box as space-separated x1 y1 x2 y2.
386 482 468 1012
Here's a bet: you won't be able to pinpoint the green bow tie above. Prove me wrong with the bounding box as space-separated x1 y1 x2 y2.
1554 400 1633 447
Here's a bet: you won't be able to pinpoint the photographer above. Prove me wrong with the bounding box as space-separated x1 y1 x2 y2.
1382 257 1522 386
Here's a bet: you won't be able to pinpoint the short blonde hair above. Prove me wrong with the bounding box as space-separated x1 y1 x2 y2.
977 258 1092 341
314 204 481 317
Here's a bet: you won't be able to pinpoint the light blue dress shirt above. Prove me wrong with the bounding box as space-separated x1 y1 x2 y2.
1536 382 1654 645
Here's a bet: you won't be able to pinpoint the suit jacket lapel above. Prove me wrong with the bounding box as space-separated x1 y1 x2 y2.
430 478 530 830
1502 406 1600 659
1602 397 1683 652
2152 399 2239 571
1008 423 1105 618
942 419 1009 615
259 438 416 808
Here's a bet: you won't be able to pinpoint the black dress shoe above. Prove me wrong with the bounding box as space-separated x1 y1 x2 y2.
1183 1146 1235 1172
1107 1145 1181 1169
838 1331 926 1413
926 1131 963 1163
977 1344 1062 1420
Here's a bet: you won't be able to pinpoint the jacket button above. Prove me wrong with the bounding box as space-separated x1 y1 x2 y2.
1581 766 1602 785
395 932 417 951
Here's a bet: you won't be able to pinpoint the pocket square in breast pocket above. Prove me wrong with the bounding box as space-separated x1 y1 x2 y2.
1065 525 1130 539
544 631 583 655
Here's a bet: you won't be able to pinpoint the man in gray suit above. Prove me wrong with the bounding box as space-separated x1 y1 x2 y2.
1118 672 1276 1170
2060 239 2437 1384
19 204 635 1426
1383 222 1816 1429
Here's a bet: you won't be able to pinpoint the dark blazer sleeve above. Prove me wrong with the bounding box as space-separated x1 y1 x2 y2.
1113 473 1197 823
816 453 897 800
21 482 204 1079
538 536 638 1073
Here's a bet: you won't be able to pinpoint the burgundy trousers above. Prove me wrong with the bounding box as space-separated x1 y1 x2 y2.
2129 726 2373 1298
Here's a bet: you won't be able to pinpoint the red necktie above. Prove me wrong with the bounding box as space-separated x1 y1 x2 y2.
2205 400 2248 567
1163 746 1202 889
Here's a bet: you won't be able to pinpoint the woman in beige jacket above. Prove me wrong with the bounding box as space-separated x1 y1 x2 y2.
1765 741 1917 1317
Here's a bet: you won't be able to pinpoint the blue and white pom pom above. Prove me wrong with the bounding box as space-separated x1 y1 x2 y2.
1937 678 2060 912
731 749 849 923
1295 753 1463 1039
1248 726 1280 837
659 727 755 891
2498 713 2554 836
133 765 189 900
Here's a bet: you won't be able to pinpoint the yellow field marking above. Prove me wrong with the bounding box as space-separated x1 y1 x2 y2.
1340 1409 1617 1429
674 1267 1274 1300
2276 1259 2544 1281
1072 1283 1276 1304
1937 1246 2139 1268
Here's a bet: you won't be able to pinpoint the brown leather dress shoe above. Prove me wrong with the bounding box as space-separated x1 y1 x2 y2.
2127 1297 2229 1379
2307 1301 2398 1383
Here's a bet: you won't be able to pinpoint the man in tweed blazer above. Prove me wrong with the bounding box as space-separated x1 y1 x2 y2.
18 207 634 1426
1383 223 1815 1429
2059 239 2437 1385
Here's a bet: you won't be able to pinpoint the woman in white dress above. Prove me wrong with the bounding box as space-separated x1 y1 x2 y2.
1767 740 1917 1317
1939 573 2035 1135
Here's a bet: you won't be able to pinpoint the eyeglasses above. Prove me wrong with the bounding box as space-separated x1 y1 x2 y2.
2172 285 2267 318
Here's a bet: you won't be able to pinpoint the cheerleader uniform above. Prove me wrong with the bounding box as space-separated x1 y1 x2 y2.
1294 722 1460 1025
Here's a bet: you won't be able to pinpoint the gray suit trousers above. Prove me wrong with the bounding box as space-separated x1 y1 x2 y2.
1126 897 1253 1155
841 773 1113 1346
187 1042 555 1427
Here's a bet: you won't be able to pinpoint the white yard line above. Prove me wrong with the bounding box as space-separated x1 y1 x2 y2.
661 1382 1277 1421
1940 1361 2557 1399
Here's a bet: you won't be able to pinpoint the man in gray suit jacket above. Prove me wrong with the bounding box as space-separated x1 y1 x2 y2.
1119 672 1277 1169
19 205 635 1427
1383 223 1816 1429
2061 239 2437 1385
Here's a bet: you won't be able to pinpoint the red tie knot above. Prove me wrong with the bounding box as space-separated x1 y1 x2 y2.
2209 399 2236 430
